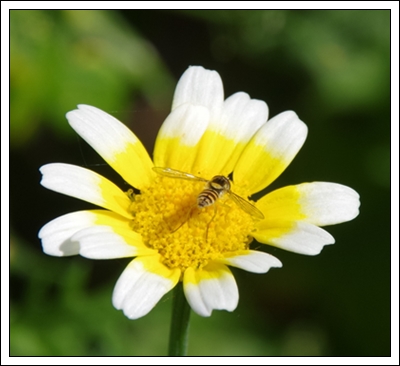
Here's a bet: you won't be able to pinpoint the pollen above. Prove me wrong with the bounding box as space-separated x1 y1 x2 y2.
128 176 256 272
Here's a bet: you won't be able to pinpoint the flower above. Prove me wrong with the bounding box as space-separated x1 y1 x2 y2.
39 66 360 319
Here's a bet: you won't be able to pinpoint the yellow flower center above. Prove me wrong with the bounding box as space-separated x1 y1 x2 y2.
128 176 256 272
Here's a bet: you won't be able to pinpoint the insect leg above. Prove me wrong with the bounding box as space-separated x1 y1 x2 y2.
205 204 218 242
171 204 196 233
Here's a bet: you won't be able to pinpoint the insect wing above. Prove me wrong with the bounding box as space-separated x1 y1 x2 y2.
227 191 265 219
152 167 208 183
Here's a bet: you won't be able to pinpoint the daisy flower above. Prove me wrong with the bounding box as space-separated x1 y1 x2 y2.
39 66 360 320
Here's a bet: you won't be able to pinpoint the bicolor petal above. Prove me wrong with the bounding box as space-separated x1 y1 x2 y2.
253 220 335 256
183 262 238 317
39 210 132 257
192 92 268 176
153 103 210 173
218 93 268 174
39 163 132 219
112 255 180 319
66 105 154 189
71 226 154 259
256 182 360 226
234 111 308 194
217 250 282 273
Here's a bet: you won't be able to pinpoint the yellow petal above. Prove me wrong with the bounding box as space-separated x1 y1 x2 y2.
256 184 306 223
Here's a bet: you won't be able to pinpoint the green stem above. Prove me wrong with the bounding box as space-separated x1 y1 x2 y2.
168 282 191 356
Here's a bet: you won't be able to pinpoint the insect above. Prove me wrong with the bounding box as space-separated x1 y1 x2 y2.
152 167 264 220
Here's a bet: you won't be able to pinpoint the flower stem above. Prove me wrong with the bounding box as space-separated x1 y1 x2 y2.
168 282 191 356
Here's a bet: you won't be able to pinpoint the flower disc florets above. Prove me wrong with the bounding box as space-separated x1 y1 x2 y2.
129 176 255 271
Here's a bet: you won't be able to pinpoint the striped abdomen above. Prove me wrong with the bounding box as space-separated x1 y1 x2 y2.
197 189 221 208
197 175 230 208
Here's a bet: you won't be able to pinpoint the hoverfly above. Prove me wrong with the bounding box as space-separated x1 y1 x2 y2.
152 167 264 220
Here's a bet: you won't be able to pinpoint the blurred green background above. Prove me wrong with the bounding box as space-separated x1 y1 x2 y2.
10 10 390 356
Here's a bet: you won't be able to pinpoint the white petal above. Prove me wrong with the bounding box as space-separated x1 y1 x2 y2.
297 183 360 226
156 103 210 146
39 163 132 219
38 211 97 256
253 111 307 154
112 257 180 319
218 250 282 273
254 221 335 256
219 92 268 141
172 66 224 122
66 105 154 189
183 264 238 317
71 226 152 259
